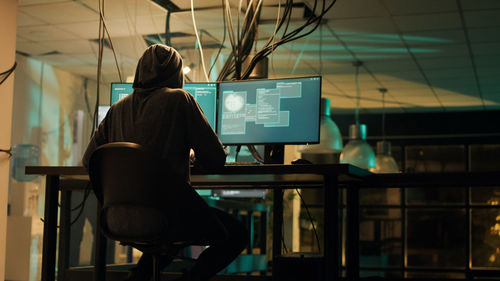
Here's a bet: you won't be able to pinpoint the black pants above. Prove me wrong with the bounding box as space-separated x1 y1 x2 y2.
130 187 249 281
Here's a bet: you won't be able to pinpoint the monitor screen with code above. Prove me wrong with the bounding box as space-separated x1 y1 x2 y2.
217 76 321 145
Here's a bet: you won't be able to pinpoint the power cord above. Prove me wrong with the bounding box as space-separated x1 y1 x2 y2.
0 62 17 85
41 182 92 227
295 188 321 252
0 148 12 157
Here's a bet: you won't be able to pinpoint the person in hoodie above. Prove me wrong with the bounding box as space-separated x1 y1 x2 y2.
82 44 248 281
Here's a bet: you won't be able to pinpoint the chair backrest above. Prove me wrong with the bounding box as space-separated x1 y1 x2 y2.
89 142 171 243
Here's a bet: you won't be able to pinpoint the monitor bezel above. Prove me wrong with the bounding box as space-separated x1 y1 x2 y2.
216 75 322 146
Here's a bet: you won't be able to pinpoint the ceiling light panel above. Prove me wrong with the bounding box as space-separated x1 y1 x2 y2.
393 13 462 32
467 27 500 43
474 55 500 67
260 5 304 21
323 0 387 19
402 29 465 46
170 0 242 10
411 44 469 59
17 11 47 27
18 0 71 6
17 25 80 41
40 39 96 54
361 59 417 72
32 53 87 66
54 21 101 39
381 0 457 15
424 68 475 79
472 42 500 56
328 17 397 34
417 56 472 70
374 71 425 82
434 87 479 97
20 1 98 24
79 0 167 19
460 0 500 10
169 9 232 40
16 41 56 56
464 10 500 28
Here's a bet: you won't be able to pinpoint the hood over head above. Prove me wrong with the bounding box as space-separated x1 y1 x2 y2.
133 44 184 89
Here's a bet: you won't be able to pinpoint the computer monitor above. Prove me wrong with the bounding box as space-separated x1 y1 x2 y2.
110 83 134 105
184 82 218 130
109 82 218 131
212 189 266 199
217 76 321 145
98 105 110 124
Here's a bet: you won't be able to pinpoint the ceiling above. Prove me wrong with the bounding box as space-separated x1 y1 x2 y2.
15 0 500 114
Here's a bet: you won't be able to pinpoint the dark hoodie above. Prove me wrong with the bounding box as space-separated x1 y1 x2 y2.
82 44 226 182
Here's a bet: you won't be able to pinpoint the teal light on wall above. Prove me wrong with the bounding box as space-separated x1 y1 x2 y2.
340 124 376 170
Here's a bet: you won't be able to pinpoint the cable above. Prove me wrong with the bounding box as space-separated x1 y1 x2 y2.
165 9 171 45
0 62 17 85
379 88 388 140
208 0 227 78
99 10 123 82
241 0 337 80
0 148 12 157
247 145 264 163
69 183 92 226
190 0 210 81
354 62 361 125
94 0 105 135
82 78 93 122
295 188 321 252
234 145 242 162
269 0 282 76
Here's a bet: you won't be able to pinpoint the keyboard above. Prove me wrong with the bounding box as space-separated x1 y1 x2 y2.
225 162 261 166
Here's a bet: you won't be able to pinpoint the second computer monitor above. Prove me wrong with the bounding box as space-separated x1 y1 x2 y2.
217 76 321 145
183 82 218 130
109 82 218 130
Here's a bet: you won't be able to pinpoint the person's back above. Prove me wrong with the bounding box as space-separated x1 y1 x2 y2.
82 45 225 181
83 44 248 281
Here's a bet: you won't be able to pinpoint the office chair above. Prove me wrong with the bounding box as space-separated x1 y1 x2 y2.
88 142 188 281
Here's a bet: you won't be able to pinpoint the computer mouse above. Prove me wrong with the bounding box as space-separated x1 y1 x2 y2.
291 158 312 165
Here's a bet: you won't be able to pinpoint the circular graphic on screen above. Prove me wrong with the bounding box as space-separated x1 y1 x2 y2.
224 94 244 112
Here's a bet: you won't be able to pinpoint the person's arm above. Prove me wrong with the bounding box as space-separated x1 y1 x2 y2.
82 110 111 169
185 94 227 169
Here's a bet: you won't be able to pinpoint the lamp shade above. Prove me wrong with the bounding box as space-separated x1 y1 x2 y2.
340 124 376 170
299 98 343 164
370 140 399 173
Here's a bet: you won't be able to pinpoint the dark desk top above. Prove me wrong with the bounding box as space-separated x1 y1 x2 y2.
26 163 371 177
26 164 371 188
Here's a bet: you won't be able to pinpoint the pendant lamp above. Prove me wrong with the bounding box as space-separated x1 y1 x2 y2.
370 88 399 173
340 124 376 170
299 98 343 164
339 61 376 170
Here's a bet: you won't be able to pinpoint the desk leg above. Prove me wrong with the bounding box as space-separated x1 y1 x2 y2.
94 200 107 281
57 189 72 281
324 175 339 281
41 175 60 281
272 187 283 281
346 183 360 280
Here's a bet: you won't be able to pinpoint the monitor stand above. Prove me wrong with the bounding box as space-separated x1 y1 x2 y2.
264 144 284 164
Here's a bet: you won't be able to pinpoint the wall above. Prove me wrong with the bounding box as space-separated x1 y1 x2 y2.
6 54 107 280
0 1 18 281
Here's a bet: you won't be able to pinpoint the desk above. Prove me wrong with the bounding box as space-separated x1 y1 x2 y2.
26 164 370 281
